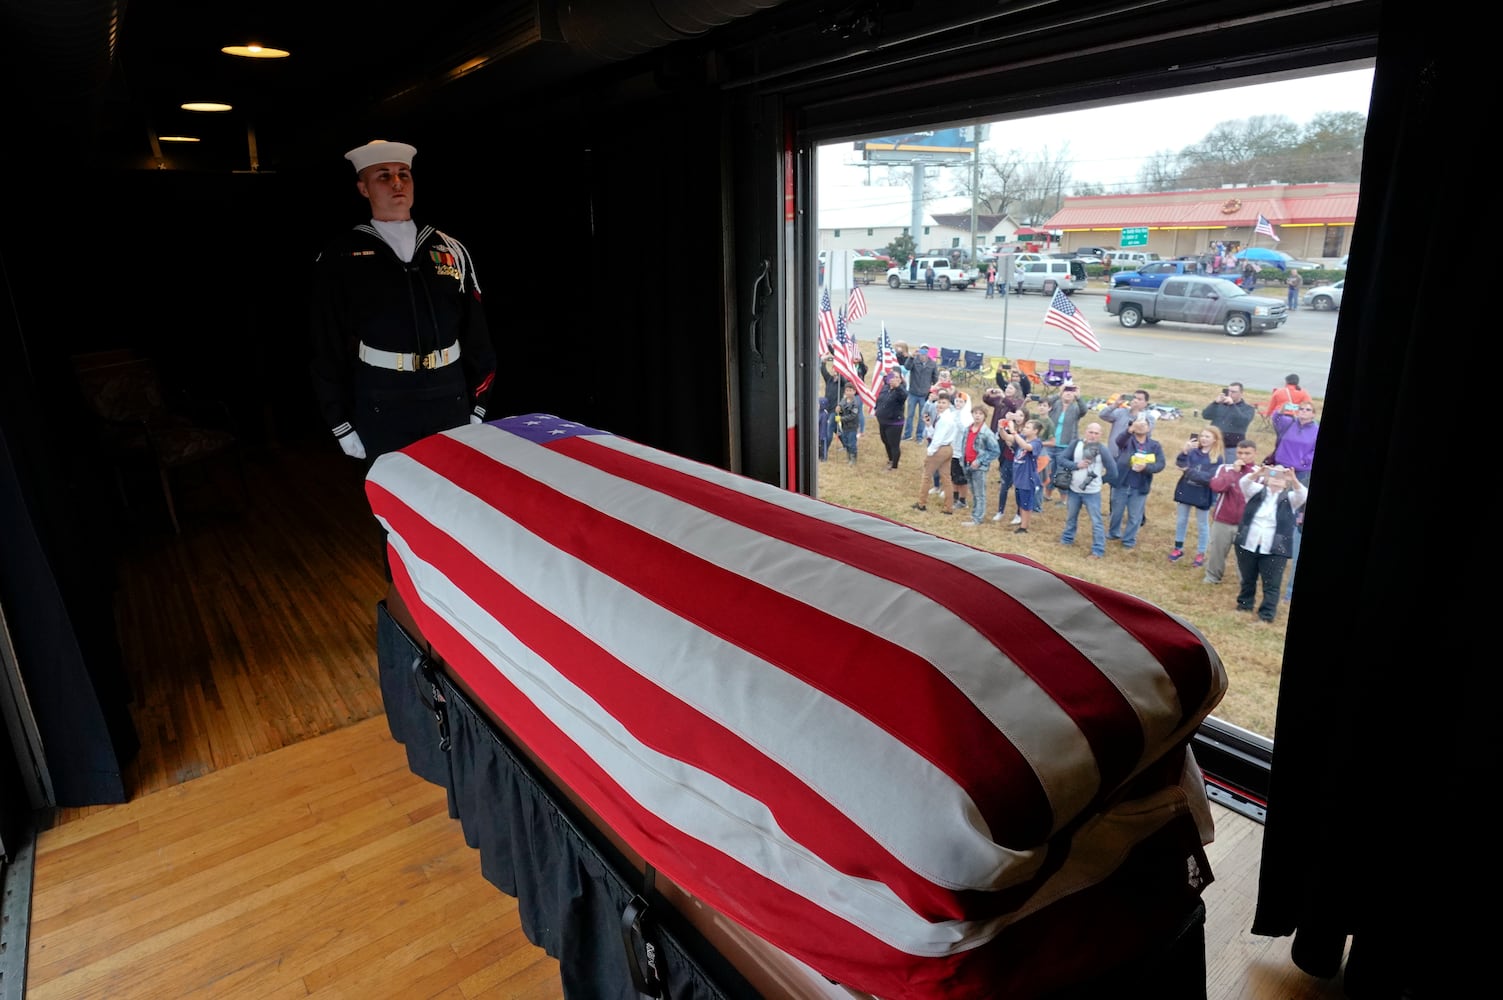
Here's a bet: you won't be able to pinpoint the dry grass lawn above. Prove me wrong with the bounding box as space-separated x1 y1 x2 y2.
816 352 1310 737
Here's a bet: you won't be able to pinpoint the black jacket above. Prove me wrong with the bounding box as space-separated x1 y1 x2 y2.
310 221 497 439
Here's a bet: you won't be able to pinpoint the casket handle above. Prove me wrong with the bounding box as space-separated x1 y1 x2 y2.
409 651 451 753
620 865 664 998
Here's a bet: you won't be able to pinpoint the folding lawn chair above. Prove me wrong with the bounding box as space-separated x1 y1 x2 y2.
1014 359 1041 386
1043 358 1072 387
939 347 962 374
955 350 986 385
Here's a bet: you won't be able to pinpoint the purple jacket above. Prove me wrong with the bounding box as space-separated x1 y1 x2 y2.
1271 414 1319 478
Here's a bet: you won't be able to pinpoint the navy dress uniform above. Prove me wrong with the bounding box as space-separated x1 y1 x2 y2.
310 139 497 464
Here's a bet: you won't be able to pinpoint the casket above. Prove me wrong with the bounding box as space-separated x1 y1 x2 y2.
367 414 1227 1000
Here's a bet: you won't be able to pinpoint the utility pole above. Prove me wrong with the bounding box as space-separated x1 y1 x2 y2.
910 161 924 254
967 126 980 265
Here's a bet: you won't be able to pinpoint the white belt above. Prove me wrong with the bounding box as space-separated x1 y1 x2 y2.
358 341 461 372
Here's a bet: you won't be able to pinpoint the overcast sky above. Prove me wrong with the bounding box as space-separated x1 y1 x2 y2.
822 65 1375 196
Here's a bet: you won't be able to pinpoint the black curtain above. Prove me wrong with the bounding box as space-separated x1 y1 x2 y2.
1253 15 1484 999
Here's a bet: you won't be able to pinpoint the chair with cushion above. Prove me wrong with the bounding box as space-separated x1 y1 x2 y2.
72 351 246 534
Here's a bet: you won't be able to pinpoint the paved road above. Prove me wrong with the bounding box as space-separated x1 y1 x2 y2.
841 280 1335 397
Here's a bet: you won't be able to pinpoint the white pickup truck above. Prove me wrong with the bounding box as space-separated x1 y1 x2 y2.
886 256 973 290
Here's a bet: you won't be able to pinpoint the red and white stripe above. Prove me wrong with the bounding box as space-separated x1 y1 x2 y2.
367 417 1226 998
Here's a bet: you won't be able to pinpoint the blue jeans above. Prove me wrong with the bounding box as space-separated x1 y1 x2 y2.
1061 490 1105 555
995 459 1015 516
1044 444 1070 495
967 469 989 523
838 427 857 459
903 393 926 440
1108 486 1150 547
1173 502 1210 553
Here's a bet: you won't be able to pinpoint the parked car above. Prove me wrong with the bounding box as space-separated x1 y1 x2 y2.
1105 250 1161 270
1301 279 1344 311
886 256 974 290
1011 258 1088 295
1268 250 1322 271
1110 259 1235 289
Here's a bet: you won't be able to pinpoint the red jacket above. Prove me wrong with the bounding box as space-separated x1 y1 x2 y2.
1210 461 1258 525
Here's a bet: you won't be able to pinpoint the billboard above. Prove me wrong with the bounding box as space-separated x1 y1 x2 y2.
856 127 980 165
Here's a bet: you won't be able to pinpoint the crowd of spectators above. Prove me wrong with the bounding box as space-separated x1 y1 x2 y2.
824 351 1319 623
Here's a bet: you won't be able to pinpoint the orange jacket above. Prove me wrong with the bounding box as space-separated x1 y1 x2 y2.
1264 384 1311 417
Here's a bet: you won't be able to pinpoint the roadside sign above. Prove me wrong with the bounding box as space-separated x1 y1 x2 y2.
1121 227 1148 247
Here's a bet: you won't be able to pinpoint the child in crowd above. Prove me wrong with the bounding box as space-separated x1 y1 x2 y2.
836 384 861 464
999 417 1046 533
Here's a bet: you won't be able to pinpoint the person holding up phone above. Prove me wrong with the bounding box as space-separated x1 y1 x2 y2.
1203 381 1255 451
1233 463 1308 624
1170 427 1223 566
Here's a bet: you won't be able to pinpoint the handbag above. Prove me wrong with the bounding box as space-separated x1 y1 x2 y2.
1052 462 1076 492
1173 472 1213 510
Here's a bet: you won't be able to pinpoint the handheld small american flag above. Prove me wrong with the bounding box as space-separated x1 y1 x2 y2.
1254 213 1280 241
846 284 869 324
866 321 899 401
833 312 875 407
1044 288 1102 353
817 287 837 356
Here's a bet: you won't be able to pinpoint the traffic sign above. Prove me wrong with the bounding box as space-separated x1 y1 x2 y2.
1120 227 1148 247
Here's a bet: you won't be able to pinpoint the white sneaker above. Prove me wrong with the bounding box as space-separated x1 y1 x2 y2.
1010 515 1022 525
929 487 942 495
991 512 1004 522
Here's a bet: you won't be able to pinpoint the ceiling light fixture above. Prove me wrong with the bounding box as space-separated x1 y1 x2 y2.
159 136 201 143
221 44 290 59
181 102 233 112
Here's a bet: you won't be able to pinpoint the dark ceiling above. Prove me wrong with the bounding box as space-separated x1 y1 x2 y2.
2 0 1385 178
0 0 822 175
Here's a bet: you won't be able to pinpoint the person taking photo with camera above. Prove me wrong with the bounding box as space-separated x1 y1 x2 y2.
1058 422 1118 558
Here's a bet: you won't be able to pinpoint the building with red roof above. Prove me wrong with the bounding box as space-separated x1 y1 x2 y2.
1040 182 1358 262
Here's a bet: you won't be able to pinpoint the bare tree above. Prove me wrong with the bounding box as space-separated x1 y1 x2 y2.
1281 110 1366 182
1176 114 1298 187
1136 150 1183 192
956 147 1025 217
1015 143 1074 226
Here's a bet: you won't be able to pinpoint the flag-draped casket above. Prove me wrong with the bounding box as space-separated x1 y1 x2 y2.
366 414 1227 1000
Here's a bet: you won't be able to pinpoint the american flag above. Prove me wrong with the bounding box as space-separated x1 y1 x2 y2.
1044 288 1102 353
866 321 899 401
832 312 874 407
817 287 837 356
366 415 1227 1000
1254 213 1280 241
846 284 868 324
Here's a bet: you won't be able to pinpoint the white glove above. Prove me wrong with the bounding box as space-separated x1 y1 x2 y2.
338 431 367 460
469 414 483 425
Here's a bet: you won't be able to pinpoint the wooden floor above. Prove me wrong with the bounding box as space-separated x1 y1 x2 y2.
26 439 1350 999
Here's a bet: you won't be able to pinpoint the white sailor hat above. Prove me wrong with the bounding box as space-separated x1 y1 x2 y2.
344 139 416 173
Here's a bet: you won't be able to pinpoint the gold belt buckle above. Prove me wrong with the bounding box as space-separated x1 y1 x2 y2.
420 351 435 370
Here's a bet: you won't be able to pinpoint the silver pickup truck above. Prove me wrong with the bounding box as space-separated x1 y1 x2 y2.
1103 275 1289 337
